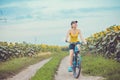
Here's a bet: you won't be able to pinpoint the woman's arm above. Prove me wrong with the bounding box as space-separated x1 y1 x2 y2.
65 30 70 42
78 29 87 44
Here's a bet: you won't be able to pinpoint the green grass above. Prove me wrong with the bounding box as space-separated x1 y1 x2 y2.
82 54 120 80
31 51 68 80
0 53 51 79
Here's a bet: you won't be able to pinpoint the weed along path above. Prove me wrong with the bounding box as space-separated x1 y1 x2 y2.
55 56 104 80
6 58 51 80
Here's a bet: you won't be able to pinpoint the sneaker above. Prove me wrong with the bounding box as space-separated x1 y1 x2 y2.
68 66 73 72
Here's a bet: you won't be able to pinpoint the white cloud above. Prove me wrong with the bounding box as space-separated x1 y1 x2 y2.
0 0 120 45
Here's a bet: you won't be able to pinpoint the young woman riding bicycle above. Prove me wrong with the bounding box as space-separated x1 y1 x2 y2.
65 21 86 72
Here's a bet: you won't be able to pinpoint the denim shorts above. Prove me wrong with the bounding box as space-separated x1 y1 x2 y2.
69 42 80 50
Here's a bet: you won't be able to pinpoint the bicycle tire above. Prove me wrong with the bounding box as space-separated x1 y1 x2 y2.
73 56 81 79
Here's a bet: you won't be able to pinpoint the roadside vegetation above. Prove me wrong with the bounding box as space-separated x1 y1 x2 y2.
31 51 68 80
82 54 120 80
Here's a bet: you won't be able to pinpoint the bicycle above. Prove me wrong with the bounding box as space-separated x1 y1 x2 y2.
66 41 82 79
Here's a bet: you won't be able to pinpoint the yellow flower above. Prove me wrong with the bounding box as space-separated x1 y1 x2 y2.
94 33 101 38
117 26 120 30
100 32 103 36
93 34 96 38
113 26 119 32
106 28 111 33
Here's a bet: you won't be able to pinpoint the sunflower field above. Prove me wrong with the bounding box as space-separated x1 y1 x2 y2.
85 25 120 62
0 42 66 61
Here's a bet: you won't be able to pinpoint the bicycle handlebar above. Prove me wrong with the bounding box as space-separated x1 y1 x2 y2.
65 40 85 45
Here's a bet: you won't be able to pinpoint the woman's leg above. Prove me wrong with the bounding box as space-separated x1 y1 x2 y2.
69 49 74 66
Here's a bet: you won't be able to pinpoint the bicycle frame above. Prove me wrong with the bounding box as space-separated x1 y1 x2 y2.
67 42 82 78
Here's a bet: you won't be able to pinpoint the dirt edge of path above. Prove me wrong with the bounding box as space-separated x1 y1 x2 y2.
6 58 51 80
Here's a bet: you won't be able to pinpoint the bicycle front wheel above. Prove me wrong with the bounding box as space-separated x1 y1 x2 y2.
73 64 81 78
73 57 81 78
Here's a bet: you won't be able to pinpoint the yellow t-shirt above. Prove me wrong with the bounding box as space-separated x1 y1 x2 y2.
69 31 79 42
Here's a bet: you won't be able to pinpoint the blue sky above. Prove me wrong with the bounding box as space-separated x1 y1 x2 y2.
0 0 120 45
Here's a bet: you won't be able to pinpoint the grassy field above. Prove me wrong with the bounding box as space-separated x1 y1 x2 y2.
82 54 120 80
1 50 119 80
0 52 51 80
31 51 68 80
